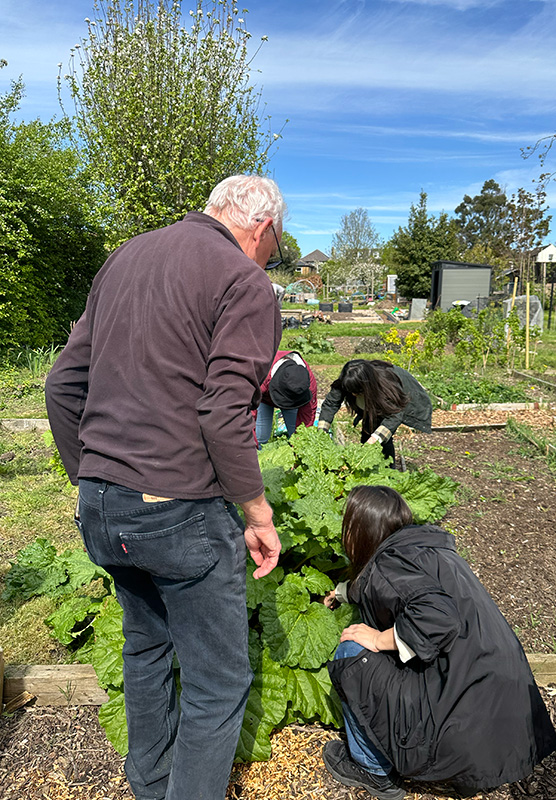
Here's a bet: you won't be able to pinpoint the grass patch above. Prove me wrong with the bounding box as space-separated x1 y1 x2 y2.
0 594 63 663
0 428 78 663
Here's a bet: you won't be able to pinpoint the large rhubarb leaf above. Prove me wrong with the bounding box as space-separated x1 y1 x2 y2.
245 562 284 610
90 596 125 688
284 663 343 726
45 595 101 645
235 649 287 762
259 574 340 668
99 688 128 755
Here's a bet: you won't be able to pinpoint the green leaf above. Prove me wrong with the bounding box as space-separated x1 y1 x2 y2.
90 596 125 689
392 469 458 523
2 538 68 600
290 426 345 472
301 566 334 596
295 467 342 499
334 603 361 629
235 649 287 763
258 441 296 471
245 562 284 610
45 595 101 645
62 548 110 592
259 576 340 668
292 494 343 550
342 441 388 474
98 688 128 755
284 664 343 727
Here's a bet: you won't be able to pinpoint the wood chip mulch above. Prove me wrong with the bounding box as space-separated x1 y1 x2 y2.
2 694 556 800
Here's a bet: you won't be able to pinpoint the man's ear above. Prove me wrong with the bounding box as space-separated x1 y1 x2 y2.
253 217 273 246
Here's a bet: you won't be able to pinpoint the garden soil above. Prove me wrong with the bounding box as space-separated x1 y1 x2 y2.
2 411 556 800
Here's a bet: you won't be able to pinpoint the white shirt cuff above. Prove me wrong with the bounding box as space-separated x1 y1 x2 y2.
334 581 350 604
394 623 416 663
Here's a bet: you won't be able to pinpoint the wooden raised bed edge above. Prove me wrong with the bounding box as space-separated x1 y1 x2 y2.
512 370 556 391
2 655 555 713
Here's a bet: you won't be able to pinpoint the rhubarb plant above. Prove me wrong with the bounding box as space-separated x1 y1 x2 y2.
3 427 457 761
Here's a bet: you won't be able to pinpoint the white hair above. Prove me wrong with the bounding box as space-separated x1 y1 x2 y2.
204 175 286 230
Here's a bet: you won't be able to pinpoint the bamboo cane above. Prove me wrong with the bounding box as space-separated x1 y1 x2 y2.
506 277 519 354
525 281 530 370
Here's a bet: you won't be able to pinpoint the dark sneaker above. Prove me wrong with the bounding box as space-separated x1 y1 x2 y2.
322 740 406 800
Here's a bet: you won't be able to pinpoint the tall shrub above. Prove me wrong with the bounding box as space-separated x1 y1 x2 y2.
60 0 282 248
0 72 105 349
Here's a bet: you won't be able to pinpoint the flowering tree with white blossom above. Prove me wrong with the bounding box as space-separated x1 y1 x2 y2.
59 0 283 247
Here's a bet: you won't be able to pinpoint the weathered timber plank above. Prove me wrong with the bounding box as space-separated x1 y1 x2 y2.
0 419 50 433
2 664 108 707
2 655 554 710
527 654 556 687
0 648 4 709
431 423 507 432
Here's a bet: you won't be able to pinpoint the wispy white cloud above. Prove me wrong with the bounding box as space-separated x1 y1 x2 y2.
384 0 502 10
252 0 556 113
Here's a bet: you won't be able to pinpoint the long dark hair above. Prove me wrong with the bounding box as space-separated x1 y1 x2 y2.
342 485 414 579
332 359 408 432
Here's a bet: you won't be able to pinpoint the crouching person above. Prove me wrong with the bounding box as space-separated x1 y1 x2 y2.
324 485 556 799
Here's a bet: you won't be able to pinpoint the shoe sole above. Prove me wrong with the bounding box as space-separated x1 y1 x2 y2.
323 753 406 800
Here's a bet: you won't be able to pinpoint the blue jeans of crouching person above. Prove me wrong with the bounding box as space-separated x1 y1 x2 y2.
334 641 395 776
77 478 252 800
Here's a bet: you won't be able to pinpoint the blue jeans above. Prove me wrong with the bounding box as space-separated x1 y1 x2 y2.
255 402 298 445
77 479 252 800
334 641 394 776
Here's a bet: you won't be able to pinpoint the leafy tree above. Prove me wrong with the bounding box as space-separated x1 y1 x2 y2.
60 0 282 248
0 71 105 349
330 208 382 294
385 192 460 300
454 179 511 258
508 186 551 285
280 231 302 273
464 242 510 286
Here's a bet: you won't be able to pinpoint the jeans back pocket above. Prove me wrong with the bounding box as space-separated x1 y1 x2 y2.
119 513 216 581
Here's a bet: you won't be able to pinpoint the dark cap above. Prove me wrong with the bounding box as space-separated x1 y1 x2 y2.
268 361 312 410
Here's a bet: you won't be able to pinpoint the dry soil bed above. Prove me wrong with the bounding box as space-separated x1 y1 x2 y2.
1 414 556 800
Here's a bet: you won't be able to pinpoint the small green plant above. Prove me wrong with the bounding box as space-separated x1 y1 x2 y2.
288 324 335 355
381 329 425 370
419 371 530 406
43 431 72 486
15 346 60 378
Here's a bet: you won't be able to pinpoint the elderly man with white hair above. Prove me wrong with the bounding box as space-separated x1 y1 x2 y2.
45 175 285 800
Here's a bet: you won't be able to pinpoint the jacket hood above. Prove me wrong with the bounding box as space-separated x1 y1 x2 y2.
372 524 456 562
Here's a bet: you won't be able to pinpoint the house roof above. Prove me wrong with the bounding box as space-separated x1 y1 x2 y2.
302 249 330 263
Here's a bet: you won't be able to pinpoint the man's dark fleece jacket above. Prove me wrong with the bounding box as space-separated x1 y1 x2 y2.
45 212 281 504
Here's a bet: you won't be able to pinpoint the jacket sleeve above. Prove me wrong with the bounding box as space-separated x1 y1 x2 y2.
375 553 461 663
196 279 281 504
44 313 91 484
317 384 343 431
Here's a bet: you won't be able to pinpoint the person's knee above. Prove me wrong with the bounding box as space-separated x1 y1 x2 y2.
334 640 365 660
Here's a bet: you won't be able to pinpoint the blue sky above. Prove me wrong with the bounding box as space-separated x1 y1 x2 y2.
1 0 555 257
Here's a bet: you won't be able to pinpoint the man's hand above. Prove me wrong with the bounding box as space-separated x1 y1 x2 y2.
340 623 396 652
240 494 281 579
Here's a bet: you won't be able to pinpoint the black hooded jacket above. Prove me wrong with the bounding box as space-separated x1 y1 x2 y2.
328 524 556 793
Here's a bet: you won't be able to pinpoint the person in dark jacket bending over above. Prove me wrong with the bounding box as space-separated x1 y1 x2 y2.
324 485 556 800
254 350 318 445
317 359 432 465
45 175 286 800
